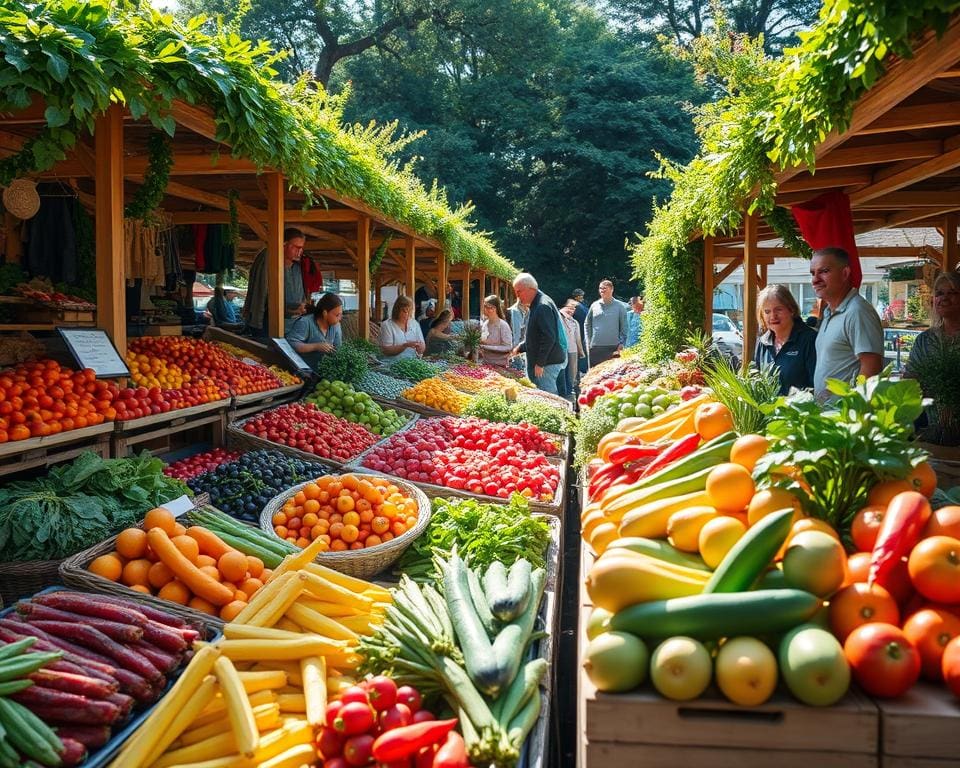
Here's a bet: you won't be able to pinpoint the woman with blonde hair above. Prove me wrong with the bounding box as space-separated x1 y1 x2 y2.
479 295 513 367
379 295 426 361
753 284 817 394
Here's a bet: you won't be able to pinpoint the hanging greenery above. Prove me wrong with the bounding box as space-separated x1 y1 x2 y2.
124 132 173 221
0 0 517 280
765 207 811 259
632 0 960 362
227 190 241 248
369 229 395 276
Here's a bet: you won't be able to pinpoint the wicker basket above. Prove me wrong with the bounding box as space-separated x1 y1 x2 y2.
0 559 64 606
226 402 419 468
60 536 226 630
258 476 431 579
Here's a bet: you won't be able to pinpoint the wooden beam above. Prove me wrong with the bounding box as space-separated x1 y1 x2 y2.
759 263 768 288
318 187 441 250
813 139 943 170
703 237 714 336
374 273 383 324
946 212 959 272
716 245 935 258
160 179 234 210
778 168 873 193
857 204 960 233
859 101 960 134
167 101 220 143
849 139 960 205
743 212 759 370
715 258 743 286
775 14 960 185
853 191 960 209
405 237 416 298
280 209 362 223
265 173 284 338
357 216 371 340
94 105 126 352
437 254 448 314
463 266 471 323
236 201 267 242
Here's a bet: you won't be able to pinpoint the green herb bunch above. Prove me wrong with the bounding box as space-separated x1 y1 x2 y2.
574 401 620 468
389 357 440 383
464 392 573 436
755 376 927 539
314 339 370 385
703 356 781 435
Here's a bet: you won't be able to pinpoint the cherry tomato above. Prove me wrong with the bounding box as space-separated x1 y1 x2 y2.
844 622 921 697
333 702 375 735
395 685 422 713
365 675 398 711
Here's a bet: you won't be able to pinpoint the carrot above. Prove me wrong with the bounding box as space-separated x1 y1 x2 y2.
148 529 235 607
185 526 234 560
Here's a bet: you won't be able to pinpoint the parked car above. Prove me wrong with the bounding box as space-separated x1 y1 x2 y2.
712 313 743 363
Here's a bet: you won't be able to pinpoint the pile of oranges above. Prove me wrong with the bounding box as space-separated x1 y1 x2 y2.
89 506 271 622
271 473 419 552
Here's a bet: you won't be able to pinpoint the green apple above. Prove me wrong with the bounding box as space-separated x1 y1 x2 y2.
782 530 846 598
778 625 850 706
715 636 778 706
649 636 712 701
583 632 648 693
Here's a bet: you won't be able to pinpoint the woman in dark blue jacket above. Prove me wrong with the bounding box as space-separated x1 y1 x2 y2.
753 285 817 395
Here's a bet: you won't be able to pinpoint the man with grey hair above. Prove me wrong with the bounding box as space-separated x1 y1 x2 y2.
585 278 628 367
511 273 567 394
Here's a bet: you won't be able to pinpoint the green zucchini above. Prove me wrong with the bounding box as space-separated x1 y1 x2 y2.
494 657 548 724
605 537 712 571
466 567 498 636
442 554 501 695
489 568 546 698
755 566 788 590
506 688 543 748
608 589 822 640
702 507 795 594
0 652 62 683
485 560 532 622
482 561 508 613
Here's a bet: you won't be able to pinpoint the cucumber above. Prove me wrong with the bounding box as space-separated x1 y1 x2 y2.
486 560 532 622
605 537 712 571
494 657 548 724
467 567 498 636
482 561 508 610
608 589 822 640
702 507 795 594
442 555 501 695
489 568 546 698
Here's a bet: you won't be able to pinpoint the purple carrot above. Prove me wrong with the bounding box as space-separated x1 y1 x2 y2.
57 738 88 767
54 725 111 750
16 602 143 644
106 691 135 721
34 592 149 627
11 687 121 725
132 641 179 674
140 620 189 654
24 621 161 681
77 594 187 629
29 668 118 699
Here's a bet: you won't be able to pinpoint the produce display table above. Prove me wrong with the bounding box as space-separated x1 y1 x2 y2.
0 422 113 477
229 382 304 421
112 399 229 457
875 682 960 768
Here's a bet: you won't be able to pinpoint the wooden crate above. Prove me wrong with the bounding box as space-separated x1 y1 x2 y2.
229 384 304 421
112 400 228 457
139 323 183 336
875 682 960 764
0 422 113 477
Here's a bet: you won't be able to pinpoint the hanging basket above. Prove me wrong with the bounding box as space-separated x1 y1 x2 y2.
2 179 40 220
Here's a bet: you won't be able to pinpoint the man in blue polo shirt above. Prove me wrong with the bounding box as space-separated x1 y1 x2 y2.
810 247 883 399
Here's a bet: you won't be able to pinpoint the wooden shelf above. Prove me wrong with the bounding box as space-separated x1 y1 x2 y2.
0 324 57 331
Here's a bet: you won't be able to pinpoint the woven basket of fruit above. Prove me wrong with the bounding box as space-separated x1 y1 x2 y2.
258 473 431 579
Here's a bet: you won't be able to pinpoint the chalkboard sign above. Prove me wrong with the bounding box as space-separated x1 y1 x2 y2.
271 337 312 373
58 328 130 378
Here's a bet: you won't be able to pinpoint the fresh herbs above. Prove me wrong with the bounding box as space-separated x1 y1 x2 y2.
464 392 573 436
0 451 188 562
389 358 441 383
755 376 927 538
314 339 370 385
574 402 620 468
123 132 172 221
397 494 551 580
703 356 781 435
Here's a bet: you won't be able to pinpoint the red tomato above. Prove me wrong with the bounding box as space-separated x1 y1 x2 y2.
378 703 412 732
851 505 885 553
908 536 960 604
903 608 960 680
333 702 375 735
317 727 344 759
342 734 374 767
829 582 900 643
943 636 960 698
844 622 921 697
395 685 421 713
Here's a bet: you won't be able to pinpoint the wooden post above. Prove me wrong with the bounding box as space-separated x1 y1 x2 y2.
759 263 768 288
945 213 959 272
94 104 126 352
437 254 448 314
374 273 383 323
703 236 714 337
357 216 371 340
492 277 500 302
265 173 284 338
463 266 471 321
405 237 416 297
743 212 759 370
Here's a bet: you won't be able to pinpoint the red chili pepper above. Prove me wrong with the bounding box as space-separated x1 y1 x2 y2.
372 718 458 762
588 463 624 499
638 433 701 479
868 491 931 589
606 443 662 466
432 730 470 768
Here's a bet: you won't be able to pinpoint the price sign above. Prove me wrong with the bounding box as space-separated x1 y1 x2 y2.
57 328 130 378
271 337 312 374
164 495 195 518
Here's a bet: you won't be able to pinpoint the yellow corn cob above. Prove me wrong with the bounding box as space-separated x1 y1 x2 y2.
247 572 309 628
276 693 306 713
302 571 374 610
232 572 297 625
253 719 314 762
218 637 348 662
257 743 318 768
189 690 276 731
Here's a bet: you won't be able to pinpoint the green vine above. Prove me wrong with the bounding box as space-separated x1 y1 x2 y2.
370 229 395 276
124 132 173 221
765 207 811 258
0 0 517 280
632 0 960 361
888 266 920 282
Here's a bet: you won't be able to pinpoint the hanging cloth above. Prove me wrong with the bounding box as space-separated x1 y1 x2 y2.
193 224 208 272
25 182 78 284
301 254 324 296
124 219 165 285
791 190 862 288
202 224 235 273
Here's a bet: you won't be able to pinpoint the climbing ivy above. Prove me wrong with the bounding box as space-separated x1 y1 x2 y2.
632 0 960 362
124 133 173 221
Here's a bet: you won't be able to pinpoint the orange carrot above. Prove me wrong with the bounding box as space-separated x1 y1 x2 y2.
147 529 235 607
184 526 234 560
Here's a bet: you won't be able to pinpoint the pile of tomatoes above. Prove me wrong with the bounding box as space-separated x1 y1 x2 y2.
163 448 241 481
242 402 380 462
360 417 561 501
0 360 114 442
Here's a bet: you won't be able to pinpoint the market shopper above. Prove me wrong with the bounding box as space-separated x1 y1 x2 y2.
380 295 426 361
753 284 817 395
510 273 566 394
242 227 308 337
207 286 243 329
284 291 344 369
585 279 628 368
570 288 589 375
425 309 461 356
559 300 586 397
810 247 883 398
626 296 644 348
479 295 514 368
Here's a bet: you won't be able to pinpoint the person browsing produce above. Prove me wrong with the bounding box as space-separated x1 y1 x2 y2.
511 272 566 394
810 246 883 399
753 284 817 395
380 295 426 361
242 227 308 337
284 291 343 369
479 295 514 368
425 309 461 356
585 278 628 368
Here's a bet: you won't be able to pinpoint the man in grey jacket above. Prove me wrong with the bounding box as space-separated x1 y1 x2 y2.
585 278 628 368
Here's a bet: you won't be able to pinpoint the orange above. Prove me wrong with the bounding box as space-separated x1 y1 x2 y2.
143 507 176 535
218 551 249 583
199 565 223 582
188 597 217 616
89 553 123 582
341 474 359 491
729 434 769 472
829 582 899 643
246 556 264 578
274 525 289 539
850 505 886 553
172 535 200 564
366 535 382 547
924 506 960 540
342 511 360 527
907 461 938 498
341 524 360 544
219 600 247 622
908 536 960 604
844 551 871 586
115 528 148 560
157 580 190 605
171 522 187 537
302 512 319 528
331 539 348 552
303 483 321 501
196 554 217 569
296 537 311 549
694 402 734 440
272 511 288 526
786 517 840 545
746 487 802 527
239 577 264 598
705 463 755 513
147 561 175 589
121 558 152 588
372 516 390 535
336 494 355 513
867 479 913 507
129 584 152 594
303 499 320 517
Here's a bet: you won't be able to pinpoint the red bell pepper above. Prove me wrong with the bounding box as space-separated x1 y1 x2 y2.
588 463 625 500
637 433 701 479
868 490 932 589
433 730 470 768
606 443 662 466
372 718 458 763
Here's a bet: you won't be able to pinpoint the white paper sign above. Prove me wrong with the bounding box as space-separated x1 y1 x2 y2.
271 337 312 373
57 328 130 378
164 495 195 518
